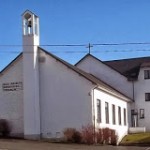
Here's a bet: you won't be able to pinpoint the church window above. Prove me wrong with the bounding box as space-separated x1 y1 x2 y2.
97 99 101 123
105 102 109 124
118 106 121 125
124 108 127 126
112 104 116 125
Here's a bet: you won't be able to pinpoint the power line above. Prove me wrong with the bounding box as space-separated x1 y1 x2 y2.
93 42 150 46
0 42 150 54
0 42 150 47
0 44 86 47
0 49 150 54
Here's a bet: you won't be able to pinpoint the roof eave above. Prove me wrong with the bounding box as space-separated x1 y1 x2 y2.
0 53 23 76
96 86 133 103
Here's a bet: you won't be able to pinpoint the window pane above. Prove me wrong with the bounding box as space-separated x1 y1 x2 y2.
105 102 109 124
144 70 150 79
97 99 101 123
140 109 145 119
124 108 127 126
145 93 150 101
112 104 116 125
118 106 121 125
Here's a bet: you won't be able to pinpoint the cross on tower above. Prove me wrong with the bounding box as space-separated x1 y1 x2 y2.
86 43 93 54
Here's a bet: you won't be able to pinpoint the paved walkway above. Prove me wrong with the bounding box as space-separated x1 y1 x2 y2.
0 139 148 150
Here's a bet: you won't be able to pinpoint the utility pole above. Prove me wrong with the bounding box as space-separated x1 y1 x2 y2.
86 43 93 54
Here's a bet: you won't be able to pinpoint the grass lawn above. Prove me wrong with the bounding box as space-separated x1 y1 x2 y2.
121 133 150 145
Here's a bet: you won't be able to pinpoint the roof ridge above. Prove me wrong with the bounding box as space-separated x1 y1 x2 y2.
38 47 131 101
75 53 126 77
0 52 23 75
74 53 91 66
38 47 98 84
104 56 150 62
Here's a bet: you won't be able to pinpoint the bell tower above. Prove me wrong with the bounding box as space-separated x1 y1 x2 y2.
22 10 39 47
22 10 40 139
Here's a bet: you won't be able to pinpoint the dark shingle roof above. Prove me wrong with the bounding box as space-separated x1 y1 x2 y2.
104 57 150 80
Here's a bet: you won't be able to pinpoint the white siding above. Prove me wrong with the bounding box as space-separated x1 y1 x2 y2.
0 57 23 136
76 55 133 99
133 67 150 131
94 88 129 142
39 51 94 138
22 11 40 139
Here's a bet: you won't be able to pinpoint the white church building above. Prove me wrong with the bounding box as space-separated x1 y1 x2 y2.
0 10 149 142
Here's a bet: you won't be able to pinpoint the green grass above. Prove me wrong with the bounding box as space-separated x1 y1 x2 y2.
121 133 150 145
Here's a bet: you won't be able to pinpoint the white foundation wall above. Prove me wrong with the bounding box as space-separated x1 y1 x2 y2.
94 89 129 142
0 57 23 136
133 67 150 131
39 51 94 138
76 56 133 98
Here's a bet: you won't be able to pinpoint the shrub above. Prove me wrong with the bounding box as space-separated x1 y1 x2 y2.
63 128 81 143
96 128 103 144
102 128 110 144
63 126 117 145
99 128 117 145
110 129 117 145
0 119 11 137
81 124 94 144
72 130 82 143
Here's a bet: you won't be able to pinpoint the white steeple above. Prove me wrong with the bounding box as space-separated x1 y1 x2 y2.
22 10 39 43
22 10 41 139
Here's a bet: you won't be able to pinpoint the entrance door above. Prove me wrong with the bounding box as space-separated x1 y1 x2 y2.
131 109 138 127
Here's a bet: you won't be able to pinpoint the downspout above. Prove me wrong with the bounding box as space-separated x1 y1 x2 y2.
132 80 135 102
92 85 98 143
132 80 139 127
132 80 138 127
39 59 42 139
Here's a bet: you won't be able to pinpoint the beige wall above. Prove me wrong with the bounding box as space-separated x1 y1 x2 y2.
134 67 150 131
0 56 23 136
76 55 133 99
39 51 93 138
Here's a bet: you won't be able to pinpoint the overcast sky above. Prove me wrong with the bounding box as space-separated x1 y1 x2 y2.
1 0 150 70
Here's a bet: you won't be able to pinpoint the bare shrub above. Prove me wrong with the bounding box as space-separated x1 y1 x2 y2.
72 130 82 143
63 128 81 143
63 126 117 145
110 129 117 145
102 128 110 144
0 119 11 137
96 128 103 144
81 124 94 144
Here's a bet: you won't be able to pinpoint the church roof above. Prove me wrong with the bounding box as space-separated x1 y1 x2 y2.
40 47 131 101
76 53 150 80
0 47 132 102
105 57 150 80
22 10 38 17
0 53 22 76
75 53 124 76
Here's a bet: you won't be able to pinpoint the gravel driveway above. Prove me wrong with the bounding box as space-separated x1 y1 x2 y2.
0 139 148 150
